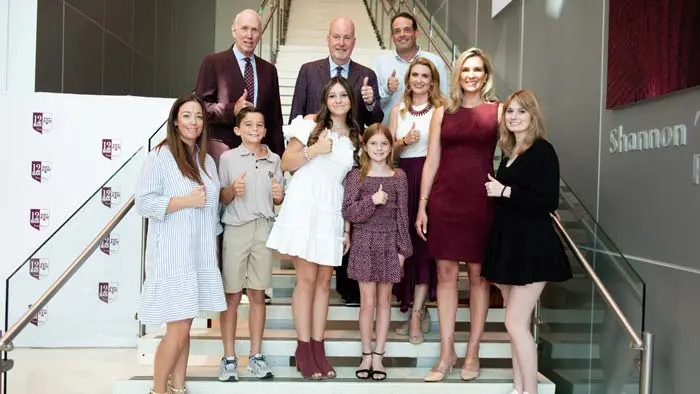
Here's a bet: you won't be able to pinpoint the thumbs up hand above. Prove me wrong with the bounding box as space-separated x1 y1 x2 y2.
405 122 420 145
232 171 247 196
372 184 388 205
234 89 253 116
271 176 284 203
484 173 506 197
387 69 399 94
360 76 374 105
312 129 333 155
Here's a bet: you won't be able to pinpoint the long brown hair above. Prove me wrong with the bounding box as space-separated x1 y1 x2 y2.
447 47 498 113
307 77 361 165
400 57 444 117
157 93 211 184
359 123 394 183
498 90 547 157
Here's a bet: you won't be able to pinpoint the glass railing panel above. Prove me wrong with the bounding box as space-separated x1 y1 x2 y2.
3 146 145 349
558 179 646 336
257 1 275 63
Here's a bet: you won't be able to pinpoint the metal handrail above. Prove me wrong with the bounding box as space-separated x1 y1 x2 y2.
0 197 135 351
552 215 654 393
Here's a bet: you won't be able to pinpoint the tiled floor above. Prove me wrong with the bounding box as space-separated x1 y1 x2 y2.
6 347 147 394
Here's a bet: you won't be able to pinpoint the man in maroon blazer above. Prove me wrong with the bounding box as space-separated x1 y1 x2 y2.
196 9 284 164
289 17 384 127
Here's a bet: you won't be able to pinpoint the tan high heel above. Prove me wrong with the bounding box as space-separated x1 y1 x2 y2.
423 358 455 382
168 385 186 394
409 308 425 345
459 357 481 381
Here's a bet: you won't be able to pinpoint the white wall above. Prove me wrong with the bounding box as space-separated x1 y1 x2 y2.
3 0 37 93
0 92 173 346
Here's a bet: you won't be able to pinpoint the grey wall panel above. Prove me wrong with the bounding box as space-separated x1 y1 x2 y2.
629 261 700 394
599 87 700 269
474 0 521 99
133 54 155 97
65 0 105 25
35 0 63 93
105 0 133 46
103 33 132 95
133 0 156 59
154 0 173 97
442 0 477 51
62 6 103 94
521 0 604 212
169 0 216 96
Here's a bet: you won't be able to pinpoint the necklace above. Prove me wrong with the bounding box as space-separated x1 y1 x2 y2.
408 103 432 117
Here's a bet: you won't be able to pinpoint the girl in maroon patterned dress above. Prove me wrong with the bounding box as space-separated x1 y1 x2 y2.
342 124 413 381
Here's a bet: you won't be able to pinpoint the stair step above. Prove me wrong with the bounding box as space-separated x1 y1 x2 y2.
114 367 556 394
137 328 513 366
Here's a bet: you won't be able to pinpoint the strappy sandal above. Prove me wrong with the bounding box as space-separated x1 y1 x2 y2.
168 386 186 394
370 351 387 381
354 352 373 380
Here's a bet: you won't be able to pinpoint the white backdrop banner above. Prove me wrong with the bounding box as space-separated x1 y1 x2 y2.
0 92 174 347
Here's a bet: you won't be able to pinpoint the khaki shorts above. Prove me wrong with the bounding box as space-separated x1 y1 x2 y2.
221 218 274 294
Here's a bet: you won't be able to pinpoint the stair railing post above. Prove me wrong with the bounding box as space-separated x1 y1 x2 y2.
429 15 434 52
639 331 655 394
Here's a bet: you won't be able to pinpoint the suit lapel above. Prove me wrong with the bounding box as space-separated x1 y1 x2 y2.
316 59 331 86
225 48 244 94
254 55 266 105
347 60 361 88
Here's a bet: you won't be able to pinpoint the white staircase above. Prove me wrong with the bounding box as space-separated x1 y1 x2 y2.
113 1 565 392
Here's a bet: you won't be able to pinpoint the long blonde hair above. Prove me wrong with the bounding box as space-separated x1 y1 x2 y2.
400 57 444 117
359 123 395 183
498 90 547 157
446 47 497 113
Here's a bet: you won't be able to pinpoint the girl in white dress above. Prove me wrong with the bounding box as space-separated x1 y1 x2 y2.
266 77 361 379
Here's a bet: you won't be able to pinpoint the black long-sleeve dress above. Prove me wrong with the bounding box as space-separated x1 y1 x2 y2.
482 138 572 286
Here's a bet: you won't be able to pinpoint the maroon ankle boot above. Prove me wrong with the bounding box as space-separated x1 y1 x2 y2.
311 339 336 378
295 340 323 380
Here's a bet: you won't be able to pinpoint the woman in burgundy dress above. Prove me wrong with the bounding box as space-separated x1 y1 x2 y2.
416 48 502 382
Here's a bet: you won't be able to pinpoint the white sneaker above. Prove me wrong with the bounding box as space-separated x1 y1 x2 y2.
247 353 274 379
218 356 238 382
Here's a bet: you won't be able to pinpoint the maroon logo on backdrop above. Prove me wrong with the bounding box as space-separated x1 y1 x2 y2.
32 112 53 134
28 304 48 326
99 234 119 255
29 209 50 230
31 161 51 183
101 187 122 208
29 258 49 280
101 139 122 160
98 282 119 303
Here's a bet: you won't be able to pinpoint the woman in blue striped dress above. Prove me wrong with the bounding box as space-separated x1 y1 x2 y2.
135 93 227 394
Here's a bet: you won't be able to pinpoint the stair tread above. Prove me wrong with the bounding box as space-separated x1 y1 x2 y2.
147 327 512 343
124 366 554 383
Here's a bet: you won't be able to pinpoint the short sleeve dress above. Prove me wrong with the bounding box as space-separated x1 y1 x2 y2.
266 116 355 267
482 139 572 285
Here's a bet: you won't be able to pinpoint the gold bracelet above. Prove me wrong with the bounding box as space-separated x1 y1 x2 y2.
420 196 429 201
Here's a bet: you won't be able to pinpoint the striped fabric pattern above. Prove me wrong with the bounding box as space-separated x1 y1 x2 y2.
135 146 226 326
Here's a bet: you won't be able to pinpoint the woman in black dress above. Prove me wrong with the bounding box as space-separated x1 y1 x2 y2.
482 90 572 394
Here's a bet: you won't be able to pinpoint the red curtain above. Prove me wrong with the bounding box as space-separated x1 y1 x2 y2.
607 0 700 109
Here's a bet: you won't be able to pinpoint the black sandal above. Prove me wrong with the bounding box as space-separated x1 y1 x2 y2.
370 351 387 381
355 352 373 380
